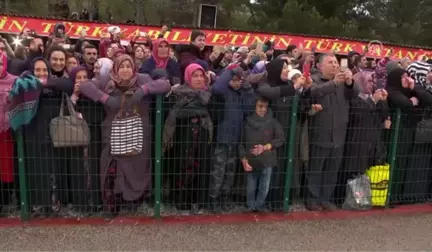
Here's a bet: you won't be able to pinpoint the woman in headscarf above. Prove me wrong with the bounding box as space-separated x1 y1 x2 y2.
79 54 170 217
93 58 113 83
162 63 213 213
0 52 17 214
386 68 432 204
336 71 390 205
139 38 181 85
255 58 303 211
9 57 74 216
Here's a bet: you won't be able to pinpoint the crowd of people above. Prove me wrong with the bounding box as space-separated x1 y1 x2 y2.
0 22 431 219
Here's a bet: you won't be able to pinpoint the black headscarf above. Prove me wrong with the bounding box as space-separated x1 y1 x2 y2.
265 59 287 87
386 67 411 96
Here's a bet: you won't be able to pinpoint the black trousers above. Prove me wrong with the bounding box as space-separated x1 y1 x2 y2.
306 145 344 204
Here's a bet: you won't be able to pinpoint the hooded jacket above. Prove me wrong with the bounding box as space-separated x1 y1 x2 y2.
47 23 71 47
239 109 285 170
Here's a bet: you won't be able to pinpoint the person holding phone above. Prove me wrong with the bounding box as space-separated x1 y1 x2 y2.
46 23 71 48
337 71 390 205
305 53 359 212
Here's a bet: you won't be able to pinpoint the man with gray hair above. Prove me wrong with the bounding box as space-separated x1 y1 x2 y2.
305 54 359 211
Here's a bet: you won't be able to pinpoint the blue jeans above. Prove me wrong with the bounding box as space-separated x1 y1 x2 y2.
246 167 273 210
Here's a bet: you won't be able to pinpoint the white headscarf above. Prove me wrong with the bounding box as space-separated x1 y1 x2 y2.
93 58 113 83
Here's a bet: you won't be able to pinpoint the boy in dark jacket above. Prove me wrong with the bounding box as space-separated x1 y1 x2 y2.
209 64 255 213
239 97 285 212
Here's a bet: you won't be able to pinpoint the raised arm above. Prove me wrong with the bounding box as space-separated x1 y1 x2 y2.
79 80 107 103
309 80 337 98
211 70 232 95
98 38 111 58
344 81 360 100
256 82 295 100
386 89 415 109
138 73 171 96
413 86 432 106
45 78 74 95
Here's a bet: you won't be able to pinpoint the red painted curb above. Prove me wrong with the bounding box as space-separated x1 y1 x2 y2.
1 204 431 227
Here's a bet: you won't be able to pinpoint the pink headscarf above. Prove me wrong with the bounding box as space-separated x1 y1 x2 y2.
152 38 169 69
184 63 208 90
353 71 376 95
0 52 17 132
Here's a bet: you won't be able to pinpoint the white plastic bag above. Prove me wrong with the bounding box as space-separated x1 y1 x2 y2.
342 175 372 211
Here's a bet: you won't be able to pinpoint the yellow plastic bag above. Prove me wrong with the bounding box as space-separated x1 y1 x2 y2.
365 164 390 206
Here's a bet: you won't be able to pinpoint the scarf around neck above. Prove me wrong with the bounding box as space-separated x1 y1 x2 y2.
162 84 213 151
105 54 138 93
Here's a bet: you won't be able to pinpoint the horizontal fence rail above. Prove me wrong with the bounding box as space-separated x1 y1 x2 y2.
1 94 432 221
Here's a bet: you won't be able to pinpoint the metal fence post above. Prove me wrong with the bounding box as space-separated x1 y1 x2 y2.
154 96 163 218
386 108 401 207
16 129 29 221
283 94 299 213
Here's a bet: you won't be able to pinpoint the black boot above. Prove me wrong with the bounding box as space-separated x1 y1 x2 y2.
209 196 222 214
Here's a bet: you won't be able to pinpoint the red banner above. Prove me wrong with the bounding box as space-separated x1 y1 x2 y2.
0 15 431 60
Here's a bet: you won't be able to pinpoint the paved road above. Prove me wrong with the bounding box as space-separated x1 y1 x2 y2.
1 214 431 251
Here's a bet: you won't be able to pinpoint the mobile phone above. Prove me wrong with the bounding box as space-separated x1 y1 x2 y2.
62 44 71 49
255 42 263 54
139 32 147 37
340 58 348 72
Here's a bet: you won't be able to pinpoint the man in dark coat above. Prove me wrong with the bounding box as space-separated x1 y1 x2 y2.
305 54 359 211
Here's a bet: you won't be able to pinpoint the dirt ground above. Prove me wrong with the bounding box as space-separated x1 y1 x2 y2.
1 214 431 251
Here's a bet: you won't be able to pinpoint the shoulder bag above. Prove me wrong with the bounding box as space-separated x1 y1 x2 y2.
50 93 90 147
110 90 143 156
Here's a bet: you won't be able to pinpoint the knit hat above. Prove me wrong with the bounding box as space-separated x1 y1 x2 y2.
288 69 302 81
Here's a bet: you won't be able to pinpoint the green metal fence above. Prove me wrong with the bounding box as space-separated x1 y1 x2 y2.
1 94 431 221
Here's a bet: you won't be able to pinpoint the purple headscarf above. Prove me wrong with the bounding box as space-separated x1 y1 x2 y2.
69 66 88 83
